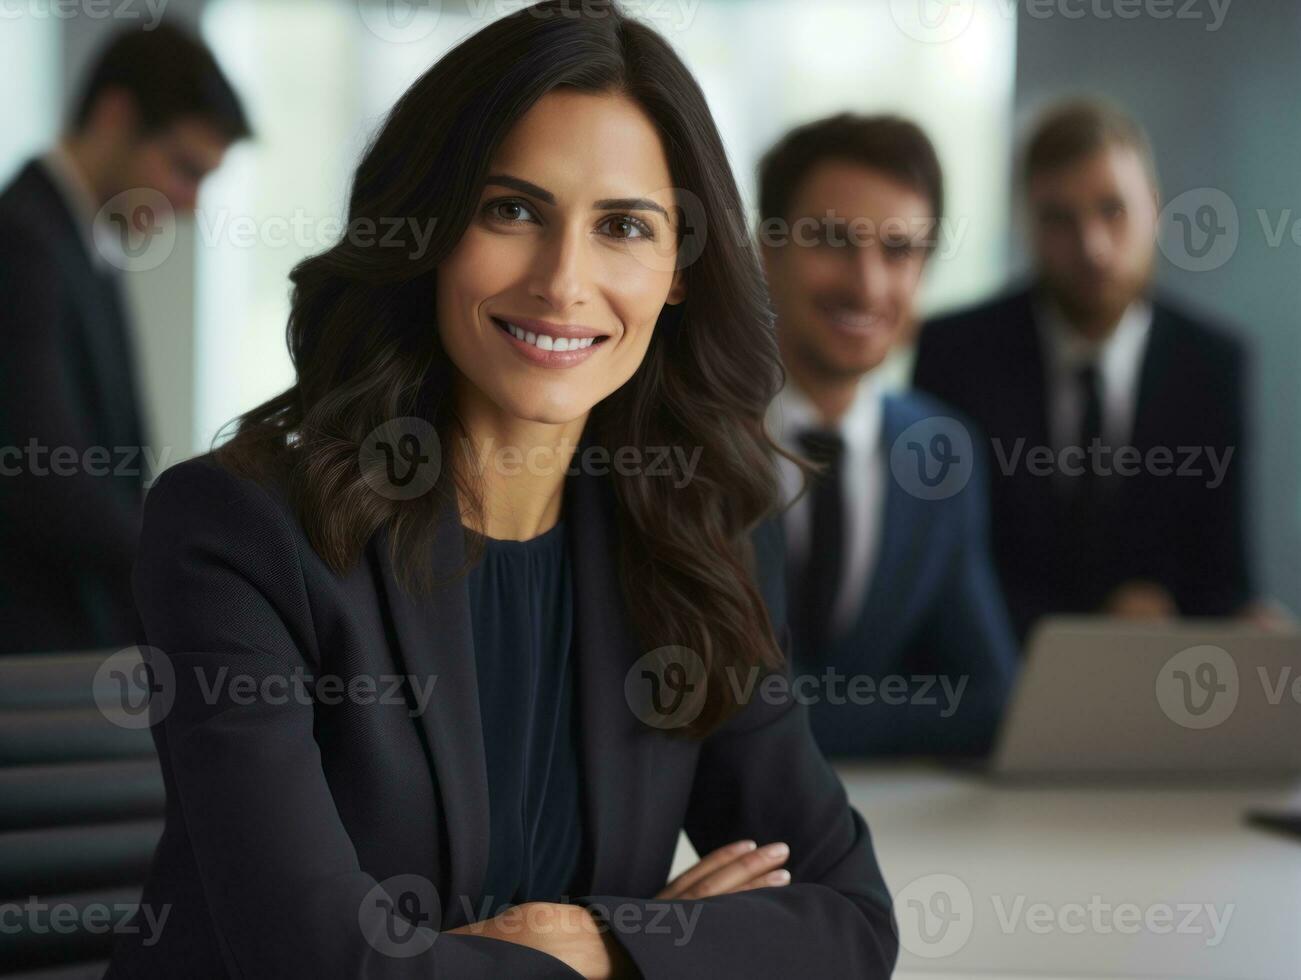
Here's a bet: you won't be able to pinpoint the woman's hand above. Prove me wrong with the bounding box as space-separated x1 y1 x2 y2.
654 838 791 899
443 838 790 977
447 901 634 980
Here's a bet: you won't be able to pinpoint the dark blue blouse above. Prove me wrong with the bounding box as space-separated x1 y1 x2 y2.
463 518 586 911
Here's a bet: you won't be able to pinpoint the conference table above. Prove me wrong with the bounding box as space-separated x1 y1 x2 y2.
672 763 1301 980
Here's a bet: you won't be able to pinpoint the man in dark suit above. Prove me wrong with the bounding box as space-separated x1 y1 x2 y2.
0 24 249 654
758 114 1018 758
914 100 1256 642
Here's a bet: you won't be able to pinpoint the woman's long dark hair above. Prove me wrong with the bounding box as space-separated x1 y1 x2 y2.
216 0 799 738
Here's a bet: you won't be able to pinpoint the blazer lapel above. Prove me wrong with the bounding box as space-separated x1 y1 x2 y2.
566 457 693 899
373 498 490 926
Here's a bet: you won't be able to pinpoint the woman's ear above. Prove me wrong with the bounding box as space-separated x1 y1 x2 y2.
666 269 687 306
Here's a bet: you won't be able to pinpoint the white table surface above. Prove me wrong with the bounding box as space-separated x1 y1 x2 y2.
671 763 1301 979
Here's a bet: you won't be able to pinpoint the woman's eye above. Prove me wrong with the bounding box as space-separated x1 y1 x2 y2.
600 215 654 240
485 199 537 224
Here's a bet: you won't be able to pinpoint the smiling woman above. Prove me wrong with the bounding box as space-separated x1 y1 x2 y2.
104 2 898 978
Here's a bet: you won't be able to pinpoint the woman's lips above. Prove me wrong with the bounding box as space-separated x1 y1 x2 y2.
491 316 609 368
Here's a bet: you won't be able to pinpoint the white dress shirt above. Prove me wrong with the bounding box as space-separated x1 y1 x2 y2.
1036 297 1153 450
766 373 885 639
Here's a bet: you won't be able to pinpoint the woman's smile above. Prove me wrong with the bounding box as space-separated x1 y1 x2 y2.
490 314 612 368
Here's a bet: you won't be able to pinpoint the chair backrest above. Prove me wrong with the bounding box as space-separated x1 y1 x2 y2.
0 649 165 978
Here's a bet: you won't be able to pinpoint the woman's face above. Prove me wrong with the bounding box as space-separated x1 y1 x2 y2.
436 89 686 427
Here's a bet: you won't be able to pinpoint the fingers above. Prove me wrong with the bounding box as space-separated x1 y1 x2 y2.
656 839 756 899
726 868 792 893
656 840 791 900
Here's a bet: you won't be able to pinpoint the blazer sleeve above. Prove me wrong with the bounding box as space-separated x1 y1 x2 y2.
903 437 1019 756
572 517 900 979
133 459 584 979
1175 338 1253 614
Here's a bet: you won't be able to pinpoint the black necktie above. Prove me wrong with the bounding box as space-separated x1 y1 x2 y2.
791 428 846 665
1076 363 1103 457
1067 363 1103 501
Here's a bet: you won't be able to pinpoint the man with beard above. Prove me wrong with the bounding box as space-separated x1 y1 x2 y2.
914 100 1254 642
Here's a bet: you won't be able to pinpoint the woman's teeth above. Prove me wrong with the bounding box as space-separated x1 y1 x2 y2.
500 320 598 352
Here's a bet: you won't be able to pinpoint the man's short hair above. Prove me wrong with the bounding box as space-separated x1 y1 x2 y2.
70 23 252 143
757 113 944 235
1021 98 1157 190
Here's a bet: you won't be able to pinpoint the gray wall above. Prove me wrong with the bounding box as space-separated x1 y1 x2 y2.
1012 2 1301 612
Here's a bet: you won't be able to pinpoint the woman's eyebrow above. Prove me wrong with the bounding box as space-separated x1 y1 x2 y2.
593 196 669 219
484 174 669 219
485 174 555 204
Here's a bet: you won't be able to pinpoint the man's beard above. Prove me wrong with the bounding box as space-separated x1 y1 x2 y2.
1042 261 1153 337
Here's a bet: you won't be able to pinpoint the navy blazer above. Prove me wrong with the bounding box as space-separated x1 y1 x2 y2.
795 392 1019 759
0 160 148 653
104 451 898 978
914 284 1251 640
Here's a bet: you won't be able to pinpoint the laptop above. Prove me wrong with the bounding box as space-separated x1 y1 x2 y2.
992 617 1301 778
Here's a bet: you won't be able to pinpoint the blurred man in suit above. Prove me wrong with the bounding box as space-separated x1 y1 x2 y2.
760 114 1018 758
0 24 250 654
914 100 1255 642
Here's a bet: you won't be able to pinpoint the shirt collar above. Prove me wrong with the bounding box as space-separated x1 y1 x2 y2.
1035 294 1153 382
39 141 116 271
767 369 884 457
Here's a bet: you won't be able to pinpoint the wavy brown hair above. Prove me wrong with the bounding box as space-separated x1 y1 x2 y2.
214 0 800 738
